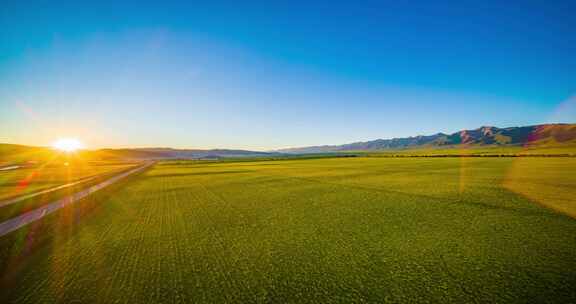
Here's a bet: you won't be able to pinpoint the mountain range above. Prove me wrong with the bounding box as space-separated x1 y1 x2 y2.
2 123 575 164
277 123 576 154
94 148 276 160
0 145 278 165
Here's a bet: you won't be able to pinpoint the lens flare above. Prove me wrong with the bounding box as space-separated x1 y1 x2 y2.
51 138 84 152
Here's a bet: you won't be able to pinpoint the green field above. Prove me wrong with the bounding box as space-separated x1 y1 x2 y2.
1 157 576 303
0 162 141 223
0 162 137 201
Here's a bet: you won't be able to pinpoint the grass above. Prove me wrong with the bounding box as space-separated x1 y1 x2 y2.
357 144 576 157
1 157 575 303
0 162 140 223
0 162 137 201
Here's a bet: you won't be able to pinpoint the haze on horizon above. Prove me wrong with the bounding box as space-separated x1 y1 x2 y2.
1 0 575 151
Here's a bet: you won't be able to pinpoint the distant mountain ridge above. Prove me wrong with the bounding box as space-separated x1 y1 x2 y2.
95 148 277 160
2 123 575 163
277 124 576 154
0 144 279 164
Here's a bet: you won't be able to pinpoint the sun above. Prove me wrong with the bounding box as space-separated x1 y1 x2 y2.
51 138 84 153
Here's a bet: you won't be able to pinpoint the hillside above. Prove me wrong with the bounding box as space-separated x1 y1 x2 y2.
0 144 53 166
0 144 278 165
278 123 576 154
92 148 277 160
3 123 575 163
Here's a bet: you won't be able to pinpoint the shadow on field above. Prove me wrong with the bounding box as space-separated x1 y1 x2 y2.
234 162 285 167
269 173 564 219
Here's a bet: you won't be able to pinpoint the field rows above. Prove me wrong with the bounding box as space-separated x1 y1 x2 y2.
1 157 576 303
0 163 137 201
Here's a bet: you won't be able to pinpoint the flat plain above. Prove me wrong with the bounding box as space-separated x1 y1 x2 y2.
0 162 138 223
1 157 575 303
0 162 136 201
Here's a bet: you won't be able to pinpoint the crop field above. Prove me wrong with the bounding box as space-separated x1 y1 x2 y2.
1 157 576 303
0 162 137 201
0 162 146 224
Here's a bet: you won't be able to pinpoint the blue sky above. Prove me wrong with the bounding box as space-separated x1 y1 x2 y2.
1 0 575 150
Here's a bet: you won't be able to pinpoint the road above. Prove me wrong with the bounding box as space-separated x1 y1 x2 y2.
0 161 154 237
1 173 102 208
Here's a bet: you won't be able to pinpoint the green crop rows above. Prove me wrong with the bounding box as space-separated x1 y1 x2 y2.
1 157 575 303
0 162 136 201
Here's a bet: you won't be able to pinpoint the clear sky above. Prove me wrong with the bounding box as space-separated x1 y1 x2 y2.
1 0 575 150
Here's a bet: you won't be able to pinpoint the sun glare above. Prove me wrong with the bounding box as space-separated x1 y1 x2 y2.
51 138 84 152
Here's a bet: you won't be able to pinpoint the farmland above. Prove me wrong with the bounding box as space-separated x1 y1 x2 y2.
0 161 137 201
0 161 139 224
1 157 576 303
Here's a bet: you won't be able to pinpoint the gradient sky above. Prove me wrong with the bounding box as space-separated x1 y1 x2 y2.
1 0 575 150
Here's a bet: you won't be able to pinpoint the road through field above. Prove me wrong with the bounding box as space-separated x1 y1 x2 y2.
2 157 576 303
0 161 154 237
0 171 112 208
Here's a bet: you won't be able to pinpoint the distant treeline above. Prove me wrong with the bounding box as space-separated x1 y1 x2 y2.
158 153 575 164
369 154 575 158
